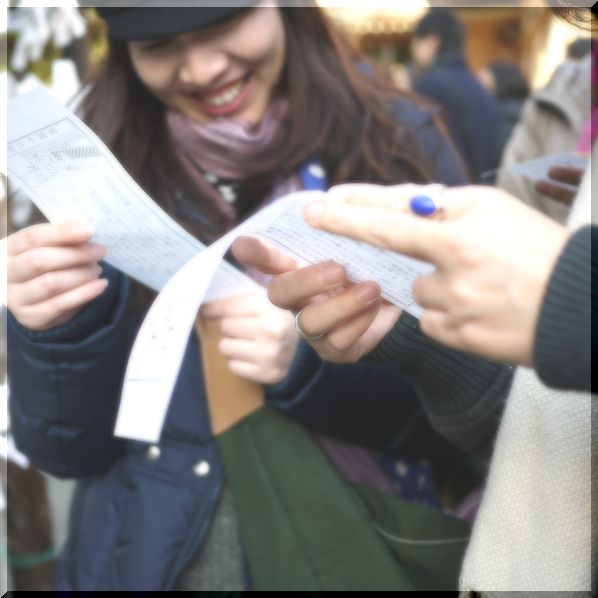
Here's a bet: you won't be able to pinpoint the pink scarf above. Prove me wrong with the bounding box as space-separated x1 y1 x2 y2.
166 97 302 283
166 96 292 180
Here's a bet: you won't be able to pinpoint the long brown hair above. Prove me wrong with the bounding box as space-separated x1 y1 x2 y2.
83 4 438 233
82 4 440 309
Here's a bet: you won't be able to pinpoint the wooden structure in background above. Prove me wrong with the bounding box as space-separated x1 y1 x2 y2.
6 463 56 591
324 5 585 90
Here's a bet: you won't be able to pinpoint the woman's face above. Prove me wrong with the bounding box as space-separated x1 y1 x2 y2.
128 3 286 126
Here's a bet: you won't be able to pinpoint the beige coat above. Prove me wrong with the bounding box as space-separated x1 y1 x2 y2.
459 148 595 594
496 56 591 224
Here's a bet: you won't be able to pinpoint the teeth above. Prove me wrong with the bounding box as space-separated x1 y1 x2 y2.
204 80 244 107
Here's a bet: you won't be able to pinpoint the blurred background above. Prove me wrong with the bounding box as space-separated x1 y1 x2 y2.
0 2 593 592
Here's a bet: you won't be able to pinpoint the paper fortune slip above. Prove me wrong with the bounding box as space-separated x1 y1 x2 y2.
8 87 432 443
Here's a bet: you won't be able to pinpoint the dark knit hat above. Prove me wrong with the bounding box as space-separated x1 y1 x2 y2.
92 2 259 41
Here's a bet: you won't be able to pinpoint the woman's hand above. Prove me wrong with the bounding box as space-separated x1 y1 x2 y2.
232 238 402 364
303 183 572 366
200 290 299 385
6 222 108 331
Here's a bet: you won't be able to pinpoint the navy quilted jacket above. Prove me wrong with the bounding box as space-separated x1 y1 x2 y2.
8 98 467 590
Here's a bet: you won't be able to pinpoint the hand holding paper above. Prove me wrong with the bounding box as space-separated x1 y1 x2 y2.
294 182 573 366
232 237 402 364
5 222 108 330
8 89 434 443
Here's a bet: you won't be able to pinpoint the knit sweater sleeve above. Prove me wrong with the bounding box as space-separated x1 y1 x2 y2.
534 225 593 393
368 313 514 458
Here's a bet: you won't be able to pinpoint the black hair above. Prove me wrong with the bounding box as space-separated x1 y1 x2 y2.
413 8 464 55
487 61 529 101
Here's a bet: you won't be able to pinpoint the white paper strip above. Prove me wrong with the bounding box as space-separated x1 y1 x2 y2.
7 87 256 301
8 88 434 444
116 192 433 442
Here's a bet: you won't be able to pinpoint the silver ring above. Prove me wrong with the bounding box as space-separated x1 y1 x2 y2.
294 310 324 342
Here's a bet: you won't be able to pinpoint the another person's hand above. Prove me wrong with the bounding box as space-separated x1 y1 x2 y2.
303 183 572 366
534 165 584 205
6 222 108 330
232 238 402 363
200 290 299 385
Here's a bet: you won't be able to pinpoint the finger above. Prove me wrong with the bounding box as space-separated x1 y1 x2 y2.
325 183 475 217
411 273 450 311
304 202 448 265
326 182 422 210
10 264 103 307
220 317 264 340
295 281 381 339
201 291 267 319
17 278 109 331
7 222 95 257
316 301 381 356
227 360 261 382
534 180 576 205
8 244 107 283
232 236 299 275
267 261 347 311
218 337 256 362
547 166 584 186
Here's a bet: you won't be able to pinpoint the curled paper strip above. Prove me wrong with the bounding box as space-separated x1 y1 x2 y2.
116 192 433 442
8 88 433 444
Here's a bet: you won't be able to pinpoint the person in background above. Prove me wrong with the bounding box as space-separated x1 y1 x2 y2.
410 8 500 182
478 61 529 162
388 62 412 92
496 51 591 223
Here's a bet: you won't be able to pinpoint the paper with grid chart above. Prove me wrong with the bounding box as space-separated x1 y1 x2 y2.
8 87 433 444
115 192 433 442
7 87 256 301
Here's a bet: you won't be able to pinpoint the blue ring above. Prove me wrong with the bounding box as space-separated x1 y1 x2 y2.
410 195 437 216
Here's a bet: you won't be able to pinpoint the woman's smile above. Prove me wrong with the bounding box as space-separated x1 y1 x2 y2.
128 5 286 126
184 73 254 117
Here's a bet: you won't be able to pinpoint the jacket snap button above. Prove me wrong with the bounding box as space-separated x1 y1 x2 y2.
146 445 161 461
193 460 210 477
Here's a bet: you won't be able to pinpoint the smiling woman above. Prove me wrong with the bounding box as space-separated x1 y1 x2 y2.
6 1 475 592
127 5 286 125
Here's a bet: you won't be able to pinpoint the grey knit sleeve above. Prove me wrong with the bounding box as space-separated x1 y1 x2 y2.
534 225 593 393
368 313 514 458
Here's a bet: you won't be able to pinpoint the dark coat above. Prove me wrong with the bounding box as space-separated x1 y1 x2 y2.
8 98 468 591
414 52 501 182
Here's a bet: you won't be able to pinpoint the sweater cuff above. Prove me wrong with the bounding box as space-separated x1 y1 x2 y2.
367 313 513 455
7 262 122 345
534 225 592 392
264 340 321 402
368 312 509 417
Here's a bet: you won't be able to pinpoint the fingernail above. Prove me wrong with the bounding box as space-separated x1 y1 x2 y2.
90 244 107 259
319 261 344 285
355 282 380 303
304 202 325 225
95 278 109 291
74 224 94 237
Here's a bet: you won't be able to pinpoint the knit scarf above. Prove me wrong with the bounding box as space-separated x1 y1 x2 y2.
166 96 302 287
165 96 302 234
